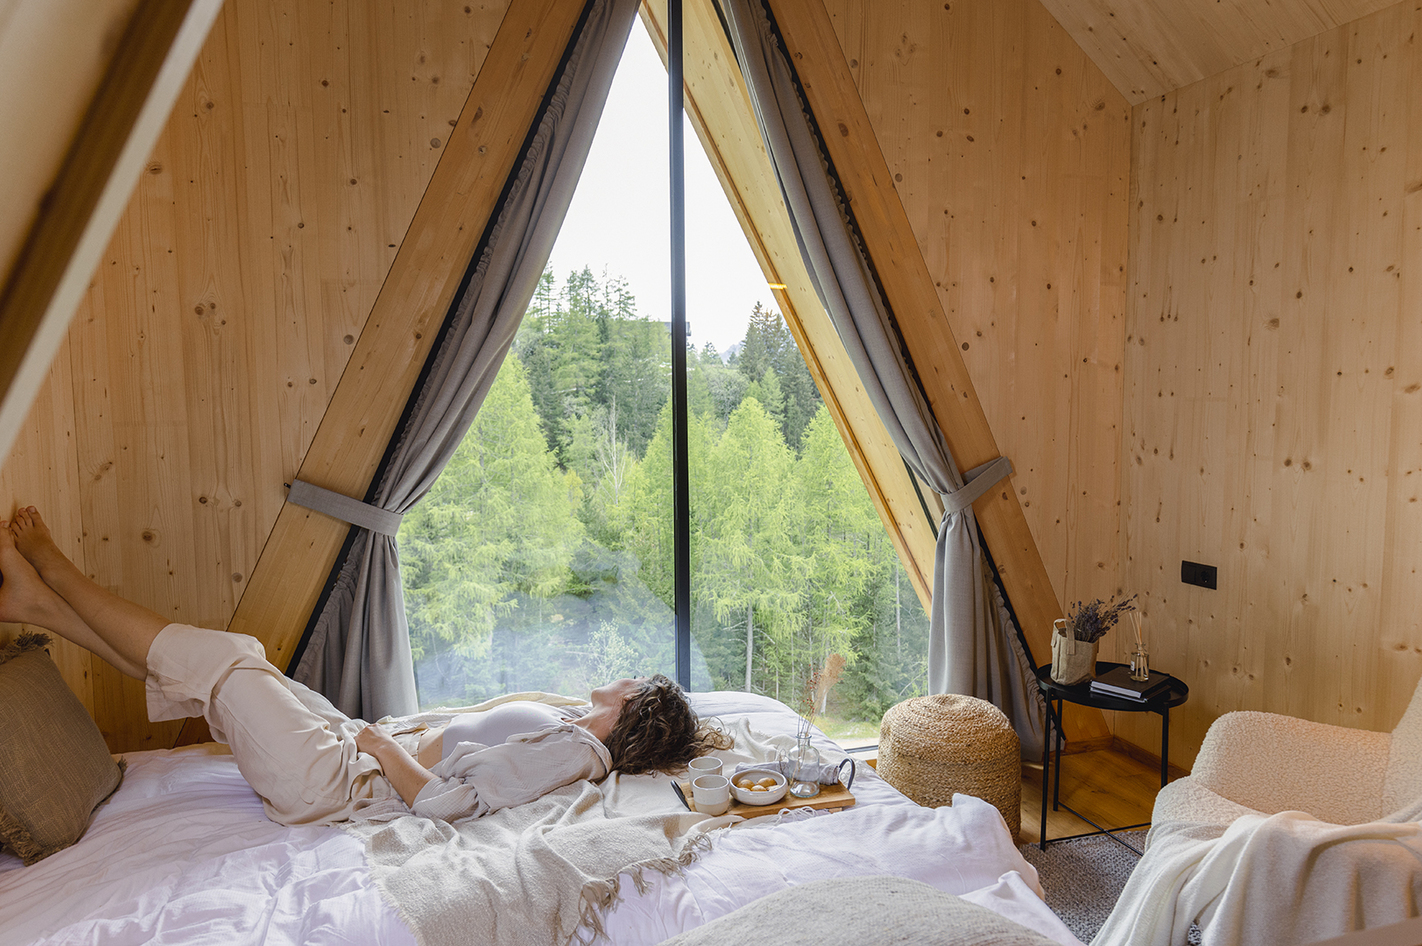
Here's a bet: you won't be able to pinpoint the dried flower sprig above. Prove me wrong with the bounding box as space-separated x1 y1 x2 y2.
795 654 845 736
1066 595 1137 644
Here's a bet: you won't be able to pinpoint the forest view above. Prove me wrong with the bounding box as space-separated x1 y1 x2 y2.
398 266 929 735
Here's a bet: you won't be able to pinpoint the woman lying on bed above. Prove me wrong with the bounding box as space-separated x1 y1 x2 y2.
0 507 724 827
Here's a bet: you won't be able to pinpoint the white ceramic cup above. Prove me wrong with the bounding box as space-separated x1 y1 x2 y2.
688 757 723 778
691 774 732 816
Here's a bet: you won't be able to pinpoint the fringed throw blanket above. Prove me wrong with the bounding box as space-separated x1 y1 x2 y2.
343 699 841 946
344 780 716 946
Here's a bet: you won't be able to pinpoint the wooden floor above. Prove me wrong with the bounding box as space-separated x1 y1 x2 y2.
862 741 1171 847
1017 745 1165 847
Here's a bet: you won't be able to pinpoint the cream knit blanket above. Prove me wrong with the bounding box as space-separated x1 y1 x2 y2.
1093 808 1422 945
342 705 803 946
345 780 718 946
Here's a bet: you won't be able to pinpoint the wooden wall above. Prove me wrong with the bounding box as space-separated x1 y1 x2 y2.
819 0 1133 629
1119 0 1422 766
0 0 509 752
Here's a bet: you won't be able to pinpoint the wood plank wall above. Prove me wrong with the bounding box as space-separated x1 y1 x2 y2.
0 0 510 753
1120 0 1422 767
818 0 1132 638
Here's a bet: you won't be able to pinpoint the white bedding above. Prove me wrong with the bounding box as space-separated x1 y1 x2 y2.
0 691 1081 946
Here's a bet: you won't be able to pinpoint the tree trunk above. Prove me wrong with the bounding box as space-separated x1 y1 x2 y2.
895 561 902 666
745 604 754 691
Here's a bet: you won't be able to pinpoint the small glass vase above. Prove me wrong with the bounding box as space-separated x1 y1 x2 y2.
1130 648 1150 682
787 730 821 798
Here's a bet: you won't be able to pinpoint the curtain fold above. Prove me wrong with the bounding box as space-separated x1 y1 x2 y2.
719 0 1043 757
293 0 642 721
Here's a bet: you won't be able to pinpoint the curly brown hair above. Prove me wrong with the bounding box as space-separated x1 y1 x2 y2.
601 674 733 775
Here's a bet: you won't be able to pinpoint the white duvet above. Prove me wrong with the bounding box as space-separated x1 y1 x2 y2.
0 691 1081 946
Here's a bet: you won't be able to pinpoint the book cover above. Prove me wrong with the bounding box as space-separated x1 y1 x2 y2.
1090 665 1170 700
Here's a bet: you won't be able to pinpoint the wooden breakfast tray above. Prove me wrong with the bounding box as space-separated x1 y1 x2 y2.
675 779 856 819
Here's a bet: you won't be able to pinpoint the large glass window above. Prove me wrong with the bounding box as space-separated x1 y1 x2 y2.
399 17 927 746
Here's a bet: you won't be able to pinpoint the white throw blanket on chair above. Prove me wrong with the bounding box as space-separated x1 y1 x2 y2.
1093 809 1422 946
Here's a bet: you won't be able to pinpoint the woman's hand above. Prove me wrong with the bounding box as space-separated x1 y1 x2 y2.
355 723 398 757
356 724 436 808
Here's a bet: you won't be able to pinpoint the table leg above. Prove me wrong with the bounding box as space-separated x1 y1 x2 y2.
1052 698 1063 811
1039 697 1051 850
1160 704 1170 789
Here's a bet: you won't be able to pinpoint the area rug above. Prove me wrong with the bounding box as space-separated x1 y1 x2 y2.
1019 830 1147 944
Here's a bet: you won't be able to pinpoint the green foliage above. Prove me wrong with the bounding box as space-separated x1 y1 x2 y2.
515 265 670 466
399 266 928 719
737 303 820 448
400 358 582 662
697 397 805 689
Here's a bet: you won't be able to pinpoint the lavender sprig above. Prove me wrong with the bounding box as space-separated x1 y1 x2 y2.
1067 595 1137 643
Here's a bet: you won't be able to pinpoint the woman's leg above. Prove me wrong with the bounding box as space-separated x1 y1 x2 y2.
3 507 394 824
7 506 164 679
0 520 148 678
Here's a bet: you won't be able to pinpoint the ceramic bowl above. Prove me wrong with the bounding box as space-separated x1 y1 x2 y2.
730 768 788 806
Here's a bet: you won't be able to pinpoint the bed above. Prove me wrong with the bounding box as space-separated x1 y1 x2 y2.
0 691 1082 946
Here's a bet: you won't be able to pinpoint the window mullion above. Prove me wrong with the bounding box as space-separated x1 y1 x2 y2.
668 0 692 689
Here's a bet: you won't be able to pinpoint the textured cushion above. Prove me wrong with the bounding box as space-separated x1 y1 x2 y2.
1385 680 1422 814
657 876 1059 945
1192 710 1390 824
878 694 1021 838
0 633 123 864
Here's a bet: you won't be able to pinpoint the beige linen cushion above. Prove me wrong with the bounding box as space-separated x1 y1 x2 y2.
0 633 124 864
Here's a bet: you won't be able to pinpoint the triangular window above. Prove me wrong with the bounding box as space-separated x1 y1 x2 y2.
398 12 928 748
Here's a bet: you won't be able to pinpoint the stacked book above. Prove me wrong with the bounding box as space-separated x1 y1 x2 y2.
1089 665 1170 702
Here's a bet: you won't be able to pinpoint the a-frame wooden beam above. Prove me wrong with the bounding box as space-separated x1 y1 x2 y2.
765 0 1110 744
0 0 223 470
223 0 588 675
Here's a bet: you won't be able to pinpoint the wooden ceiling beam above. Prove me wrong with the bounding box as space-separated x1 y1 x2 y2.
767 0 1109 743
225 0 588 672
0 0 223 471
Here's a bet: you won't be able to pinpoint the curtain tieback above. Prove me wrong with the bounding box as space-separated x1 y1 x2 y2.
286 480 403 536
941 456 1014 516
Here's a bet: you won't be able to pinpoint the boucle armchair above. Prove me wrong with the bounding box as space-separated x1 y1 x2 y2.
1154 679 1422 827
1093 681 1422 946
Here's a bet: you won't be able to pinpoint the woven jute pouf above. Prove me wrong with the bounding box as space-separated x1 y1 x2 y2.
878 694 1021 838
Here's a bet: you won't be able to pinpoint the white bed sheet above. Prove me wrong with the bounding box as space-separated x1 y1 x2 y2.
0 691 1081 946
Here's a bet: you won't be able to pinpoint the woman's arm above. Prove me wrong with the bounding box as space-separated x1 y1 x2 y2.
356 724 436 807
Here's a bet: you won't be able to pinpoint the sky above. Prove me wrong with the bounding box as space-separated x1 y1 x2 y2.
543 23 776 356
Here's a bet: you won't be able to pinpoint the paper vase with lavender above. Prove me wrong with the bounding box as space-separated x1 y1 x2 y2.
1050 596 1136 685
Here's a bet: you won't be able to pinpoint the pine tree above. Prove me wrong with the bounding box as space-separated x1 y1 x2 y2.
400 358 582 662
697 397 804 691
734 303 820 448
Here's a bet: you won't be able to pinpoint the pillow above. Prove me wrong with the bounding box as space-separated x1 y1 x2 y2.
0 633 124 864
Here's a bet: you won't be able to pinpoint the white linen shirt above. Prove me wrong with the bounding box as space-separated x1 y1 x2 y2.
408 723 612 823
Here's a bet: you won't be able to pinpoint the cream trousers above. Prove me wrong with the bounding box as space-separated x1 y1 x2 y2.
143 623 401 825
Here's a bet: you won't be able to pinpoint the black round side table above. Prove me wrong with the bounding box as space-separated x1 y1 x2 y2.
1034 661 1188 852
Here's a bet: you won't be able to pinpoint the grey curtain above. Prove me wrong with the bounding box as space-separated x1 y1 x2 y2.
293 0 641 721
720 0 1044 757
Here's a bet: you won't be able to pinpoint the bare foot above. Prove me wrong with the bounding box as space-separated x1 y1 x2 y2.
0 521 70 629
10 506 74 585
